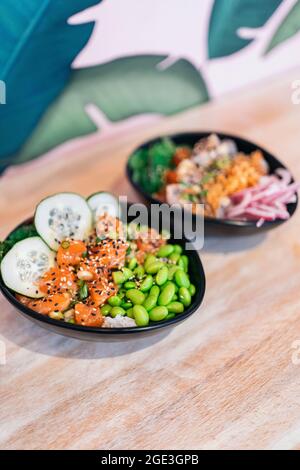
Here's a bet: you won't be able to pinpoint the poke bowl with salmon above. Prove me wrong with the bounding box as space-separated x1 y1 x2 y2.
127 132 299 232
0 192 205 340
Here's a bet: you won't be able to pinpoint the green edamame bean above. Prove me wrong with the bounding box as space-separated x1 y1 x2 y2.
165 281 178 293
181 255 189 272
118 289 126 299
126 308 134 319
149 306 168 322
101 304 112 316
134 265 145 279
166 313 175 320
177 258 185 270
143 295 157 311
146 253 156 262
126 289 145 305
174 270 190 288
178 287 191 307
172 244 182 255
189 284 196 296
124 281 136 290
150 285 160 299
112 271 125 285
167 302 184 314
157 244 174 258
156 266 168 286
140 275 153 292
133 305 149 326
168 265 181 281
110 306 126 317
144 255 157 270
169 253 180 264
172 294 178 301
158 283 176 306
146 261 164 274
122 268 134 281
128 257 137 270
121 300 133 310
108 295 122 307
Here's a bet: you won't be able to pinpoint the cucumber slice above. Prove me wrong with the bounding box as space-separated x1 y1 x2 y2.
34 192 92 250
87 192 120 220
0 237 55 298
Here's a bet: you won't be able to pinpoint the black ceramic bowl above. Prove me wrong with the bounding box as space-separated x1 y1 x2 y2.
0 211 206 342
127 132 298 234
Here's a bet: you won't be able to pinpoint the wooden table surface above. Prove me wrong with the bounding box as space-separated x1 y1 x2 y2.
1 69 300 450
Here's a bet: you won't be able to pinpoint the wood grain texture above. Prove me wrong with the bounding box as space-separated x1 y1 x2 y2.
1 69 300 450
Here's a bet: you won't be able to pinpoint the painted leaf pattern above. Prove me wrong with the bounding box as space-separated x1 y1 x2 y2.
13 56 209 164
0 0 101 170
266 0 300 53
208 0 283 58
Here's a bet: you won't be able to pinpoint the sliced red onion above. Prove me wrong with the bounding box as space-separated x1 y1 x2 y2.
225 191 252 217
244 207 277 221
224 169 298 223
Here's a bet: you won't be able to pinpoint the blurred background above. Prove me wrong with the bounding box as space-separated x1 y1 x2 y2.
0 0 300 174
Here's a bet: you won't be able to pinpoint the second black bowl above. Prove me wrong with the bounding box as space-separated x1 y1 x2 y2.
127 132 298 234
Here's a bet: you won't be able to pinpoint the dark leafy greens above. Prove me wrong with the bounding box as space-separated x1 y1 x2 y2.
0 224 38 262
129 138 177 193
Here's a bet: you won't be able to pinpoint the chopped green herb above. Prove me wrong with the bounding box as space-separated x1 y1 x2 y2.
201 172 215 184
79 282 89 300
96 236 106 243
213 156 231 170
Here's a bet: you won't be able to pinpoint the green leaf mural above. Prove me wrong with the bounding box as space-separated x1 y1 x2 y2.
208 0 283 58
265 0 300 54
13 55 209 165
0 0 101 170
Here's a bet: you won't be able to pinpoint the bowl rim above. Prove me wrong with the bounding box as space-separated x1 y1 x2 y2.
126 130 298 229
0 217 206 335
